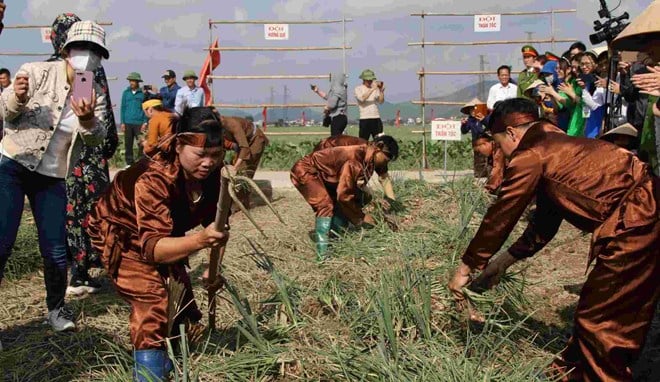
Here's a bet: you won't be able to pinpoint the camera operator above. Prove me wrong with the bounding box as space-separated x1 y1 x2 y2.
613 0 660 176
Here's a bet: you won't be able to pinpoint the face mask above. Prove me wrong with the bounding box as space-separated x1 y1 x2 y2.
67 49 102 71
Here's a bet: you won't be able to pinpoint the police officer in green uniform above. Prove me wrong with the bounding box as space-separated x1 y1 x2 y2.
517 45 539 99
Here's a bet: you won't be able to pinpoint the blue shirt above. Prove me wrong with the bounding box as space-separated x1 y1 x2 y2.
174 86 205 115
159 83 180 110
461 116 485 141
120 88 147 125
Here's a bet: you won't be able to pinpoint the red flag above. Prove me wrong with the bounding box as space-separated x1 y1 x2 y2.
395 109 401 128
301 111 306 127
200 38 221 106
262 107 268 131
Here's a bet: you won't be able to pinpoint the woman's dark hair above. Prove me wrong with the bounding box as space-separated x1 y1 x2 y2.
535 55 548 65
488 98 539 131
176 107 223 147
569 41 587 53
374 135 399 161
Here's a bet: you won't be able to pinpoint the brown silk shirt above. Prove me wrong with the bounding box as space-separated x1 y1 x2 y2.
90 156 220 264
221 116 256 160
313 135 388 177
299 145 377 224
463 121 658 270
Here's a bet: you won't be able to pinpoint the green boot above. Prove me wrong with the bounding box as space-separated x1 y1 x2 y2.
330 213 349 236
314 217 332 260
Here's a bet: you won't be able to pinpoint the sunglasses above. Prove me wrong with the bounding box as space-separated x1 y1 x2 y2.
163 76 172 80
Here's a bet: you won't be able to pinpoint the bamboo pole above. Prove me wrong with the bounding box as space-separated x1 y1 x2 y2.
412 100 466 106
3 21 113 29
408 38 576 46
417 70 498 75
0 53 52 56
209 19 353 25
410 9 576 16
206 46 351 52
212 103 358 109
209 74 330 80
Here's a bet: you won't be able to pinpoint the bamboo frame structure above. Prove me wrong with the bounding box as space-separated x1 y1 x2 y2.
1 21 113 57
209 74 330 80
206 46 351 52
410 7 577 170
207 17 352 116
212 102 358 109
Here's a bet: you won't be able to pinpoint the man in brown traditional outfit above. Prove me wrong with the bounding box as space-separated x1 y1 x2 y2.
219 114 269 209
448 98 659 381
88 107 229 381
290 135 399 259
313 135 397 201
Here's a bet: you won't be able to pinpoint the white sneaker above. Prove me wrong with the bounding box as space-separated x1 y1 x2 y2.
47 306 76 332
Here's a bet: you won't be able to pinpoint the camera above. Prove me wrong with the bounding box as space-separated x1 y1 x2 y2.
143 84 153 92
589 1 629 44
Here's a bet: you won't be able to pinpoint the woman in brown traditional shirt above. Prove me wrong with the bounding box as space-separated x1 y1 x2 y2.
220 114 269 209
88 107 228 381
141 98 175 155
290 135 399 259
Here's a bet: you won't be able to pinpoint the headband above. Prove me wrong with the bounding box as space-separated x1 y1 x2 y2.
489 112 538 134
176 132 222 148
142 99 163 110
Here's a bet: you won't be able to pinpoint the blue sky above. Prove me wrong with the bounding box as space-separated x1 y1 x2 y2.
0 0 651 113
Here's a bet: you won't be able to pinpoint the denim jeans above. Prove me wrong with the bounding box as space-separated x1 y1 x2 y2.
0 156 68 310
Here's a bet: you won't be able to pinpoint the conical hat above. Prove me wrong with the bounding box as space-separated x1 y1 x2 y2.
460 97 484 114
612 1 660 51
600 123 638 139
590 45 608 58
523 80 545 96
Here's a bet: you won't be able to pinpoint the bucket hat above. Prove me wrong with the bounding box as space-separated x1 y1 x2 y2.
358 69 377 81
126 72 143 82
182 70 198 80
62 20 109 59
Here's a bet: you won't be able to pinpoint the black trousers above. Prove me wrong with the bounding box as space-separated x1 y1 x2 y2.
359 118 383 141
330 115 348 136
124 123 143 165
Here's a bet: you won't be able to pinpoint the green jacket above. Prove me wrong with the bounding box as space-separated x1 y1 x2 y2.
640 95 659 176
566 79 585 137
517 69 538 99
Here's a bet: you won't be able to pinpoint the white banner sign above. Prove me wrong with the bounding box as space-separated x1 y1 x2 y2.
41 28 52 43
431 120 462 141
264 24 289 40
474 14 501 32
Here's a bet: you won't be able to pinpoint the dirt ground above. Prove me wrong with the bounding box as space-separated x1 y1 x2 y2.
0 186 658 381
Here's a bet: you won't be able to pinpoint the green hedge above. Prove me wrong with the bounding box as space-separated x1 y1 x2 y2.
109 136 474 171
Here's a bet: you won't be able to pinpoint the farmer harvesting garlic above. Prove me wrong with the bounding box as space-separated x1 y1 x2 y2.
291 135 399 259
448 98 659 382
88 107 229 381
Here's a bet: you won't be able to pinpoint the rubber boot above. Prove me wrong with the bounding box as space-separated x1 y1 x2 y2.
314 217 332 261
330 213 349 236
134 349 169 382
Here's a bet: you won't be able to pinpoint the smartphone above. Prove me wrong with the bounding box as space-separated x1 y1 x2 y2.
72 71 94 103
310 84 316 91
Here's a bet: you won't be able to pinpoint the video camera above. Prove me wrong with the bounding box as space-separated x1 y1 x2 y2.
589 0 629 44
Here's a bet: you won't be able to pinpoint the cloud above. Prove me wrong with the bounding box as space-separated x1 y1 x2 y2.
381 57 419 72
272 0 326 19
145 0 201 5
251 54 274 66
24 0 116 22
234 7 249 37
152 13 207 40
107 26 133 46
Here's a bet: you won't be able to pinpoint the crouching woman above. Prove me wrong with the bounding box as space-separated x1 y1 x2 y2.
88 107 228 381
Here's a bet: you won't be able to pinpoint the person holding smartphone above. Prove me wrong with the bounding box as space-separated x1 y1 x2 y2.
0 21 108 332
355 69 385 140
311 72 348 136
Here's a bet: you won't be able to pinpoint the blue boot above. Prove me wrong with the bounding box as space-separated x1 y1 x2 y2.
330 213 349 236
134 349 169 382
